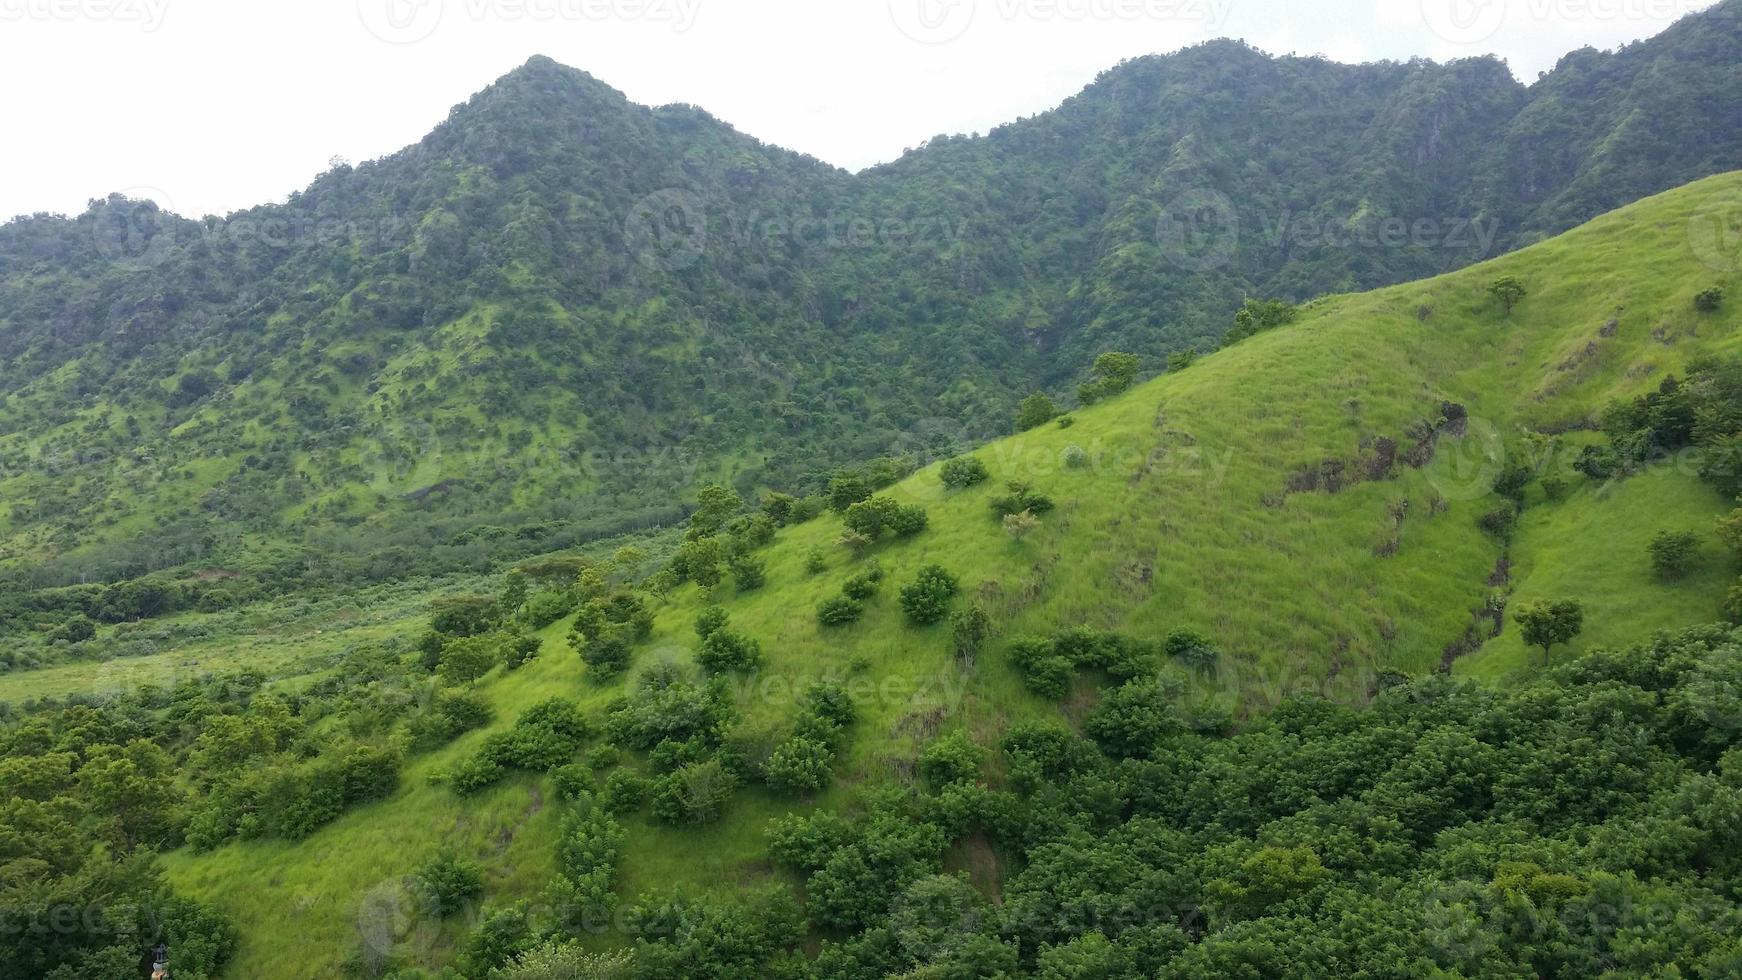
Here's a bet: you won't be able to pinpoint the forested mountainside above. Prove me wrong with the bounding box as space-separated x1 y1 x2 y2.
8 173 1742 979
0 1 1738 602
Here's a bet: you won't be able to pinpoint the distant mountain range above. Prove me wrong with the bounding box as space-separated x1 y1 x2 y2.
0 0 1738 589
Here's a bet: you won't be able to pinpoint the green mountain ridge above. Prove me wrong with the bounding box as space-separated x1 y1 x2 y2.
1 1 1741 613
91 168 1742 979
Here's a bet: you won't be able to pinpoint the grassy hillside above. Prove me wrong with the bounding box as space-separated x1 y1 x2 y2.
143 173 1742 977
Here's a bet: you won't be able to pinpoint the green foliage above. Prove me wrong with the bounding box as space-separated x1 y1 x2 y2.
764 735 835 794
899 565 960 625
949 605 992 663
697 629 763 674
816 595 864 627
1223 298 1299 346
1077 351 1141 405
843 495 929 541
650 758 737 825
989 481 1055 519
413 849 485 917
1016 392 1061 431
1649 530 1701 580
1489 274 1527 314
939 455 991 490
1515 597 1584 664
694 605 729 639
1696 286 1724 312
1166 348 1199 372
549 809 625 928
918 731 984 788
729 554 767 591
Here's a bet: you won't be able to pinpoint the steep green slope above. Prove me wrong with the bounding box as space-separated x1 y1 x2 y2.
2 2 1741 618
153 172 1742 978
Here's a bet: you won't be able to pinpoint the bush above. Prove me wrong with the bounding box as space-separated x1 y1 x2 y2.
1009 637 1073 698
1649 530 1701 580
990 481 1055 519
939 456 990 489
1166 349 1198 372
1477 503 1518 538
1695 287 1723 312
1016 392 1061 431
601 769 647 813
1062 445 1088 470
899 565 960 625
817 595 864 627
414 850 485 917
1540 474 1568 501
763 736 834 793
1003 510 1040 539
578 627 634 679
804 682 856 729
650 759 737 824
695 606 729 639
842 564 884 600
550 762 594 801
1164 627 1219 669
918 732 983 788
697 630 762 674
949 606 991 662
843 496 928 541
805 547 828 574
730 555 766 591
521 590 576 629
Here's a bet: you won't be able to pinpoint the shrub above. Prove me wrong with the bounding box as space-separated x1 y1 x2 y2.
695 606 729 639
1695 286 1723 312
990 481 1055 519
1478 503 1518 538
1164 627 1219 669
1166 349 1198 372
817 595 864 627
578 627 634 679
550 762 594 801
521 590 576 629
414 850 485 917
1062 445 1088 470
1649 530 1701 580
843 496 928 541
805 547 828 574
949 606 991 662
601 769 647 813
842 564 884 600
918 732 983 788
939 456 991 489
697 630 762 674
899 565 960 625
650 759 737 824
729 555 766 591
1016 392 1060 431
1003 510 1040 539
1083 679 1180 758
763 736 834 793
1540 474 1568 501
1008 637 1074 699
804 682 856 729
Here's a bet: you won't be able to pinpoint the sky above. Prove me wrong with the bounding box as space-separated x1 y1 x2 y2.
0 0 1721 221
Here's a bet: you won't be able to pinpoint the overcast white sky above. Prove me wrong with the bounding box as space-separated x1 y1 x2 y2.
0 0 1720 221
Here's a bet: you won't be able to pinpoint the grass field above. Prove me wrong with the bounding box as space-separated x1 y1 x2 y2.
93 172 1742 975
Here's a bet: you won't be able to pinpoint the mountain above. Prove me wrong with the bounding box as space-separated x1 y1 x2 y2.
1 1 1740 619
81 169 1738 979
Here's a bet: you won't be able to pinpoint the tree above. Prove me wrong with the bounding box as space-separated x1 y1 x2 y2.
764 736 834 793
1016 392 1060 431
949 606 991 664
1649 530 1701 580
729 554 766 591
1077 352 1140 404
1515 598 1583 665
695 606 729 639
939 456 990 489
690 484 745 536
698 630 762 674
1490 275 1527 315
1223 298 1299 346
439 635 499 686
900 565 960 625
